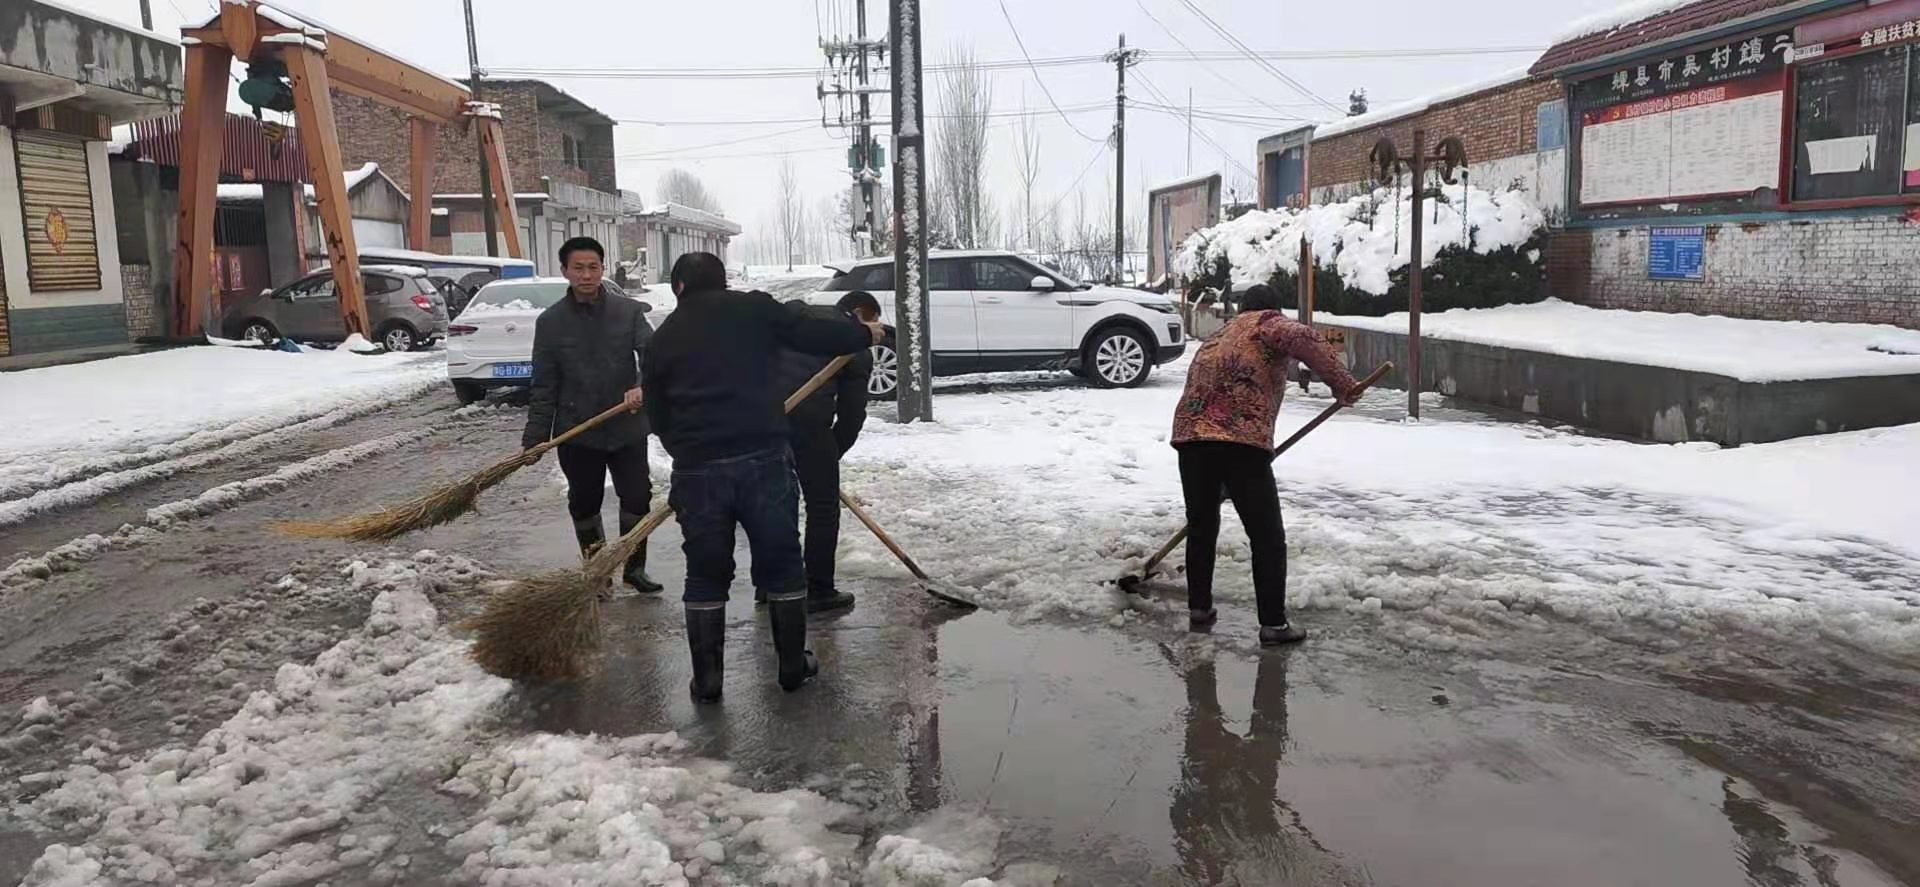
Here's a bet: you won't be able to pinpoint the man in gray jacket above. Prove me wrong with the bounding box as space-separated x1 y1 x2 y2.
522 236 662 594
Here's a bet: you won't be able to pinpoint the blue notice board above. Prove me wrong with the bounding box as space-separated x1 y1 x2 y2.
1648 227 1705 281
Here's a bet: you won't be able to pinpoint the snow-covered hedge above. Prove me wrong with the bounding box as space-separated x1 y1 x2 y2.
1174 183 1549 316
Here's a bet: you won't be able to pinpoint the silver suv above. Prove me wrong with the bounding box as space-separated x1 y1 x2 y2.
222 264 451 352
807 250 1186 397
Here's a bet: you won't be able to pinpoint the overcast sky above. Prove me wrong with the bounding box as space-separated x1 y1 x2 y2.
72 0 1623 255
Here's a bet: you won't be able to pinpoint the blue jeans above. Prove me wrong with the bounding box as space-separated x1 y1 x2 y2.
669 448 805 606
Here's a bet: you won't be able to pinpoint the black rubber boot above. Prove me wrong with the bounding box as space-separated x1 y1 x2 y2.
617 511 664 594
572 516 606 564
1189 607 1218 630
806 588 855 615
1259 622 1308 646
767 595 818 692
685 606 725 704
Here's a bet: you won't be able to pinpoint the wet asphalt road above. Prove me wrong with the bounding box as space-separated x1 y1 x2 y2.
2 383 1918 886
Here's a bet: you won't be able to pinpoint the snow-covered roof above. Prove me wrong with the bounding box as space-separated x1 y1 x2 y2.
358 246 535 269
360 263 432 277
31 0 178 41
1552 0 1707 44
633 202 742 236
215 162 385 202
1313 66 1536 141
435 192 553 201
1147 172 1223 197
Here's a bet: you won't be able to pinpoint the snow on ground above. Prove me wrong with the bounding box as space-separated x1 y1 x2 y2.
0 346 446 521
840 361 1920 657
1323 300 1920 382
7 554 1012 886
1175 182 1545 295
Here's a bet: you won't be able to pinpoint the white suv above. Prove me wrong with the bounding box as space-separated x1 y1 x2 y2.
807 250 1186 397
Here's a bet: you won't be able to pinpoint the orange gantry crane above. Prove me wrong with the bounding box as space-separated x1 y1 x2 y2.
172 1 524 339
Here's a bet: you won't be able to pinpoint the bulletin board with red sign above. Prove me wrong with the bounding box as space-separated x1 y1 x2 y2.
1789 0 1920 204
1570 29 1794 208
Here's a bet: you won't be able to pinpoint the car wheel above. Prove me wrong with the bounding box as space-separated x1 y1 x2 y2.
241 319 278 345
1087 327 1151 389
453 381 487 405
379 324 418 354
868 341 900 401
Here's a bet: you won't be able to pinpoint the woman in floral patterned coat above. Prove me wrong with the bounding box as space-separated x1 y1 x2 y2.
1170 284 1358 645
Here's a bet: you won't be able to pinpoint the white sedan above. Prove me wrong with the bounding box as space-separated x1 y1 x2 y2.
445 278 663 404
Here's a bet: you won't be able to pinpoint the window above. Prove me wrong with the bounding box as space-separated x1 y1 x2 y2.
969 257 1039 291
430 213 451 237
289 275 335 301
363 273 405 296
562 135 576 168
928 258 961 290
1790 45 1917 201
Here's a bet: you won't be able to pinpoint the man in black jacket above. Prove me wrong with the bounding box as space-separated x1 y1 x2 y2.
769 290 880 615
522 236 662 594
643 252 881 703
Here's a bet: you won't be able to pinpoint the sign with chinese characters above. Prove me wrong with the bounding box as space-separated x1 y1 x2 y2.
1647 226 1706 280
1859 18 1920 47
1574 30 1792 205
1574 30 1793 107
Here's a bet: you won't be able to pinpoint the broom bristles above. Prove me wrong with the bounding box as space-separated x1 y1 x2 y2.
462 502 672 682
465 569 607 681
274 452 531 542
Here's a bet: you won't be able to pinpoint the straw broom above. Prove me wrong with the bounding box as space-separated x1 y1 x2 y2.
274 400 636 543
467 353 857 682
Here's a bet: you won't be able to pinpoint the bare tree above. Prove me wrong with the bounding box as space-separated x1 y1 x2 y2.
657 168 724 213
932 44 993 248
1014 94 1042 252
775 156 805 271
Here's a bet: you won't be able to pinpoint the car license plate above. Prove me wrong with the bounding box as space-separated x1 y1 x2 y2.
493 362 533 379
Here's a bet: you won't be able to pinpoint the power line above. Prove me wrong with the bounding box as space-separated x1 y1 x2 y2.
1134 70 1257 178
1033 141 1112 228
997 0 1104 142
616 124 822 159
1135 0 1299 120
1174 0 1344 113
487 46 1540 81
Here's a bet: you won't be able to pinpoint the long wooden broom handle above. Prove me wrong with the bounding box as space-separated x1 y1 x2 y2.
530 353 858 458
840 491 932 581
1139 361 1393 576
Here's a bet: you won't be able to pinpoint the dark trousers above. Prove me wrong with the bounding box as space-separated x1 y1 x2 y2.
789 424 841 596
669 448 804 606
1178 441 1289 627
556 442 652 520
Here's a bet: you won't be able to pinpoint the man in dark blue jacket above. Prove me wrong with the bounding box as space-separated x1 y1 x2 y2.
768 290 880 615
643 253 882 703
522 236 662 594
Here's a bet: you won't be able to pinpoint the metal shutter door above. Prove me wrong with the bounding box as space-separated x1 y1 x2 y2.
15 130 101 292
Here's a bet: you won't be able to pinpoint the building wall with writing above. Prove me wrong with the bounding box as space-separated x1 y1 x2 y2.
1550 213 1920 328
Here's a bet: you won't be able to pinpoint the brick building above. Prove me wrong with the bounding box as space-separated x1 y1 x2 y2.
0 1 181 359
331 78 620 275
1533 0 1920 328
1299 72 1570 222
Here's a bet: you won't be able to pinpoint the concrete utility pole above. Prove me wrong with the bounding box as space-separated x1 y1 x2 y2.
1186 87 1193 175
890 0 932 422
821 2 888 256
137 0 152 30
1105 34 1141 284
463 0 500 258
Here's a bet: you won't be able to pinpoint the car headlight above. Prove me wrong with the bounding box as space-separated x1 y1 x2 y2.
1138 302 1178 314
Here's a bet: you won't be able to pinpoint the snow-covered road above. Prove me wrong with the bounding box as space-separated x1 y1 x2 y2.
3 347 1917 885
842 361 1920 658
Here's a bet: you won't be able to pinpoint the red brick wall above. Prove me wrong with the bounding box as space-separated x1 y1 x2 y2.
1309 77 1565 190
